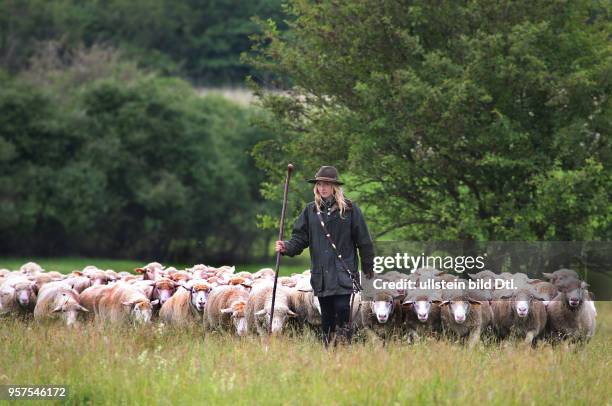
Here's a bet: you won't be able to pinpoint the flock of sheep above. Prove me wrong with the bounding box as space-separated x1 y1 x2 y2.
367 268 597 347
0 262 597 347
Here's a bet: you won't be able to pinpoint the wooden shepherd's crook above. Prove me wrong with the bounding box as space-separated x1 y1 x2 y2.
269 163 293 335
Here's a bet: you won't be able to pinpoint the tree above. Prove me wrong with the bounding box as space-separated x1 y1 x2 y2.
0 0 287 84
0 46 275 262
247 0 611 241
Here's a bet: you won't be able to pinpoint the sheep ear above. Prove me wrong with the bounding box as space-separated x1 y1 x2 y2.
431 299 442 304
287 309 297 317
52 305 63 312
78 305 89 312
402 299 414 306
151 299 160 306
220 307 234 314
122 301 134 306
440 300 450 305
135 268 146 274
468 299 481 305
542 273 553 280
255 309 267 316
581 281 590 289
467 273 478 280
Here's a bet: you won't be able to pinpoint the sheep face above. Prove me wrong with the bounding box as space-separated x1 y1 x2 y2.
156 288 173 305
234 316 247 336
513 291 535 318
222 301 248 336
62 306 82 326
446 300 472 324
370 299 394 323
53 296 89 326
14 282 36 308
190 287 209 312
255 307 296 334
135 264 162 281
123 300 154 323
565 285 588 309
407 300 434 322
153 281 176 306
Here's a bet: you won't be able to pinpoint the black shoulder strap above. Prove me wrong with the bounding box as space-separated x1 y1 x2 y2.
315 210 362 292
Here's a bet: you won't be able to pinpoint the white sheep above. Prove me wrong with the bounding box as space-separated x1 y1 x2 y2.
286 277 321 330
159 280 212 326
440 291 493 348
33 281 88 326
80 282 157 324
546 279 596 344
359 291 404 340
245 282 296 335
492 287 547 346
203 284 249 335
402 289 443 341
0 276 37 317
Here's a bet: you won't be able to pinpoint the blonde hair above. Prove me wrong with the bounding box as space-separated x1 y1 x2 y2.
314 182 348 218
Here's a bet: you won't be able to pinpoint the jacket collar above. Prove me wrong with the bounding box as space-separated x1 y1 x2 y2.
312 198 352 212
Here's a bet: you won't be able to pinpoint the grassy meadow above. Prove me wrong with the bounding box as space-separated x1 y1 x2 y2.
0 305 610 405
0 258 610 405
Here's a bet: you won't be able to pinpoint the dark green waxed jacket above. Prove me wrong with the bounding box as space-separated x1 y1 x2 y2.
282 199 375 297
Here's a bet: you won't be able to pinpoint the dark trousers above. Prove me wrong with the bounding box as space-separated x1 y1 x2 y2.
318 294 352 344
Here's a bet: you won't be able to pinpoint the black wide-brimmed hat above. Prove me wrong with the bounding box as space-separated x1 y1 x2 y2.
307 166 343 185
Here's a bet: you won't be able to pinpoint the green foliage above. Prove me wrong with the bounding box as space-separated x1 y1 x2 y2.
0 0 287 84
247 0 612 241
0 48 275 262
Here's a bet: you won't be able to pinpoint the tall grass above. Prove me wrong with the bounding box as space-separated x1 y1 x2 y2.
1 303 610 405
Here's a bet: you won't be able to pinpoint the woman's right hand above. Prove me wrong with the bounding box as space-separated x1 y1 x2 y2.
275 240 286 253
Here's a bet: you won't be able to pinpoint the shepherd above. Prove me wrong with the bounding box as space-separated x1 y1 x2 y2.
276 165 375 347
